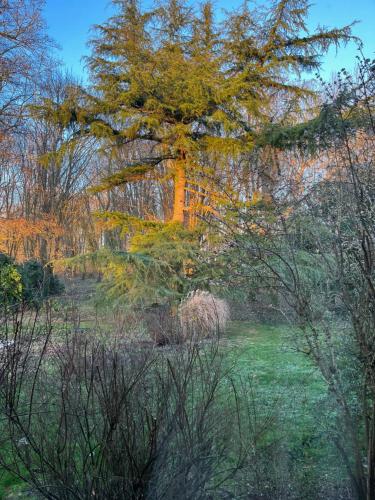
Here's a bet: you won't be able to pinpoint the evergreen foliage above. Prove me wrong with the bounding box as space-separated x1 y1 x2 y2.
33 0 354 304
85 0 352 217
256 60 375 151
0 253 23 307
0 253 64 310
20 260 64 307
58 223 202 306
36 0 353 224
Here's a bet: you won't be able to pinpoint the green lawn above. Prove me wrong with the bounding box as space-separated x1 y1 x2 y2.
223 321 345 496
0 471 26 499
0 321 342 498
225 321 325 403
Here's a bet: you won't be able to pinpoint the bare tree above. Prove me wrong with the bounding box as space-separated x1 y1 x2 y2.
0 0 52 132
208 55 375 499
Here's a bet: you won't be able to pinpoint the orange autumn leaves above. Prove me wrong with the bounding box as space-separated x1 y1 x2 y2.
0 217 63 261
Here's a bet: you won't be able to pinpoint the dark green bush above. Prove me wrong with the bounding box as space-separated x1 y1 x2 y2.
20 260 64 307
0 253 64 309
0 254 23 306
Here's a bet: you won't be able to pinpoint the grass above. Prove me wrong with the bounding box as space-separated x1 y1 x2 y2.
225 321 325 404
0 471 27 499
0 318 342 498
224 321 345 496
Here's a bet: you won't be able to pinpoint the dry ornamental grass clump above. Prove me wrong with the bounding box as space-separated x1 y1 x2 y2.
178 290 230 341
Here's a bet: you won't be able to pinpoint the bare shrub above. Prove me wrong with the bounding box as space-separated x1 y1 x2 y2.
0 313 254 500
144 303 179 345
209 56 375 499
1 306 344 499
178 290 230 341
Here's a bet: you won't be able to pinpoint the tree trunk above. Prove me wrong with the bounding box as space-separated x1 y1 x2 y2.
39 237 49 265
259 145 280 200
172 161 186 224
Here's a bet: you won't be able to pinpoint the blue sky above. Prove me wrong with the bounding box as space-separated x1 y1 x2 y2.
44 0 375 81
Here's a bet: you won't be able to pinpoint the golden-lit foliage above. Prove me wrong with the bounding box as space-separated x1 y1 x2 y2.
36 0 352 227
0 217 63 261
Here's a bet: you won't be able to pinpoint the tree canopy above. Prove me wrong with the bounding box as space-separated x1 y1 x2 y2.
37 0 354 227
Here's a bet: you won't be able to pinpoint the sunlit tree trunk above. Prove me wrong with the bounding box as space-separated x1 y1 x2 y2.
172 161 186 224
